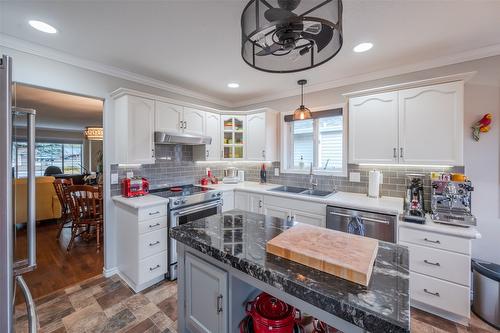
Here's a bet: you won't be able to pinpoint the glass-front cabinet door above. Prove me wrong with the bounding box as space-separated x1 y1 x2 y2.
222 115 245 159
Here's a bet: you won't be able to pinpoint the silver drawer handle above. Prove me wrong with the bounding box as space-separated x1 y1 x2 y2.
423 238 441 244
149 211 160 216
329 211 390 224
423 289 440 297
424 259 440 266
149 241 160 246
149 264 160 271
149 222 161 228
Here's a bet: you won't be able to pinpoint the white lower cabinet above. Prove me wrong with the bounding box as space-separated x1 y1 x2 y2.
234 191 263 214
291 209 326 228
399 225 472 324
185 252 228 333
221 191 234 213
115 202 168 292
263 204 291 220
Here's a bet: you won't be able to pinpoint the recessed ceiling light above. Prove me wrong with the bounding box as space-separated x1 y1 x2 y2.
28 20 57 34
353 42 373 53
227 82 240 88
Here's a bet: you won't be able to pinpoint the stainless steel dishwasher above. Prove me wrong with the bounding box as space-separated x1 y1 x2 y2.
326 206 397 243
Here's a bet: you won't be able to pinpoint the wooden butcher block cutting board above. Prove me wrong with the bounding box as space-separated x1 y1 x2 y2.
266 223 379 286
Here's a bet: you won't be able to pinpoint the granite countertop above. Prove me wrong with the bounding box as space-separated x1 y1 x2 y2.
171 210 410 333
202 181 404 215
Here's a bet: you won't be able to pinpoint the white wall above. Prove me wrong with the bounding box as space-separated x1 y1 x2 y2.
1 46 225 274
238 55 500 264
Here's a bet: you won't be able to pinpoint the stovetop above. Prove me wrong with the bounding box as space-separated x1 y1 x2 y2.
149 184 222 209
149 184 214 198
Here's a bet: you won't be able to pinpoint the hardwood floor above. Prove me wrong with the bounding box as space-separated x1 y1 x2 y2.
14 220 104 305
14 274 499 333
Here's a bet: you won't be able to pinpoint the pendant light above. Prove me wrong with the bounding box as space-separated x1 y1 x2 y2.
293 80 312 120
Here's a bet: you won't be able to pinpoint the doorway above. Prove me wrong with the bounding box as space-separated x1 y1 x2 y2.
12 83 105 303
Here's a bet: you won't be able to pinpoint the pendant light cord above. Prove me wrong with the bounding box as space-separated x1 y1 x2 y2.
301 84 304 106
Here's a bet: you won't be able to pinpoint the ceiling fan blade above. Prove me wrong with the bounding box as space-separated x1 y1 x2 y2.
256 43 283 56
264 8 297 22
302 24 333 52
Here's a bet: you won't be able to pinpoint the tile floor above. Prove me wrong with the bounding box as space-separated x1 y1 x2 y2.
14 275 499 333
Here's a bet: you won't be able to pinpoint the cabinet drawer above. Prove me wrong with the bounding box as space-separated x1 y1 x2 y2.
138 216 168 234
410 271 470 318
139 229 167 259
138 251 167 284
402 241 470 286
399 227 470 255
138 204 167 221
264 195 325 215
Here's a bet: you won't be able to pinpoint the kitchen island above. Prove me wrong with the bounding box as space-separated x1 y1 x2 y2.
171 210 410 333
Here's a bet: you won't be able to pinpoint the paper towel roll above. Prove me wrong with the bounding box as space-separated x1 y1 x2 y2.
368 170 381 198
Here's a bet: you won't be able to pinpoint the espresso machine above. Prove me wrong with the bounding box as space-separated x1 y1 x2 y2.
431 179 476 227
403 175 426 223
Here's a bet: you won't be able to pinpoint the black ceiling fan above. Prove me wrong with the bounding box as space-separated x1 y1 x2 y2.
241 0 343 73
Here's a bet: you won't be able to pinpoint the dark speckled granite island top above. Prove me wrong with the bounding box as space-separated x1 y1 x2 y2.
171 210 410 333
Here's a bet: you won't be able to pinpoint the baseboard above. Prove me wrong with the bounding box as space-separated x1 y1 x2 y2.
411 299 470 326
102 266 119 278
116 270 165 293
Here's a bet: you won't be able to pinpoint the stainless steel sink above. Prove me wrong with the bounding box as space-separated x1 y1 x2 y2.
269 186 336 197
269 186 308 194
300 189 336 197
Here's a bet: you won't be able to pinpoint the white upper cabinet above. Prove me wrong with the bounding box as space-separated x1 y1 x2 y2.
155 101 183 133
183 107 206 136
349 92 399 164
113 94 155 164
348 81 464 166
398 81 463 165
246 111 278 161
205 112 221 160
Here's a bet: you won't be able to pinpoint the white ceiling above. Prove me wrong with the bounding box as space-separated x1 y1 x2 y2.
14 84 103 131
2 0 500 107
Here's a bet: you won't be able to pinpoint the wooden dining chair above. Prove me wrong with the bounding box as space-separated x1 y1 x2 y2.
53 178 73 240
66 185 103 253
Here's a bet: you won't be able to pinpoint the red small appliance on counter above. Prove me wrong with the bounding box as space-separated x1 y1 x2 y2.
121 177 149 197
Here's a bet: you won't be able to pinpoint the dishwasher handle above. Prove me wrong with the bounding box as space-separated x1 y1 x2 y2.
328 211 391 225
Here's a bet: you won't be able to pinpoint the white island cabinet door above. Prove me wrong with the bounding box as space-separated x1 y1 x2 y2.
185 253 228 333
205 112 221 160
349 91 399 164
183 107 206 136
128 96 155 164
292 209 326 228
263 204 291 221
246 112 266 160
249 193 264 214
234 192 250 211
398 81 464 165
155 100 183 133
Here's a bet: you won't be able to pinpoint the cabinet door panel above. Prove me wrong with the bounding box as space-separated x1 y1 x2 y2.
128 96 155 164
349 92 399 164
185 253 228 333
205 112 221 160
263 204 291 221
249 194 264 214
292 210 326 227
234 192 249 211
155 101 183 133
246 112 266 160
184 107 205 136
399 82 463 165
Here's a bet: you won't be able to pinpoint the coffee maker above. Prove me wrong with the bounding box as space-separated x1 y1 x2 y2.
403 174 426 223
431 179 476 227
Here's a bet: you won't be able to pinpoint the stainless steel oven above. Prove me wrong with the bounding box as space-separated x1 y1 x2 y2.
326 206 397 243
168 199 222 279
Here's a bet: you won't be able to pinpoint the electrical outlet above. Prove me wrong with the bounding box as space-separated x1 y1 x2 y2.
126 171 134 178
111 173 119 185
349 172 361 182
274 168 280 177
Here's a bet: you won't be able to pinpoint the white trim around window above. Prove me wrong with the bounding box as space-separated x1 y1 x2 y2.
280 103 348 177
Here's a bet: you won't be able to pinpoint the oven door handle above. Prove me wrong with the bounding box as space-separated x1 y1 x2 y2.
173 200 221 216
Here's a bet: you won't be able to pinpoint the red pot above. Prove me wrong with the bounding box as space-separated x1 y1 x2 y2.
246 293 297 333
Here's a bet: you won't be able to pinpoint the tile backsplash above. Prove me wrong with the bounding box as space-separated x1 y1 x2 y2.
111 144 463 210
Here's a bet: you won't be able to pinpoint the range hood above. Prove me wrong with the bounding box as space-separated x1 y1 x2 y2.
154 131 212 145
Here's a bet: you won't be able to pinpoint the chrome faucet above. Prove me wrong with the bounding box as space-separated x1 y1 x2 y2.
309 163 317 190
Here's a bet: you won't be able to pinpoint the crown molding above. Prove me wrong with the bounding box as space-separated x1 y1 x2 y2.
232 43 500 107
0 34 233 108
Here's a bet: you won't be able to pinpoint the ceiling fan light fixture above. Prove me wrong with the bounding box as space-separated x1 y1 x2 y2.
28 20 57 34
292 79 312 120
241 0 343 73
227 82 240 88
353 42 373 53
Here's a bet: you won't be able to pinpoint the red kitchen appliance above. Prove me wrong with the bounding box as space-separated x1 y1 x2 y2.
121 177 149 197
245 292 299 333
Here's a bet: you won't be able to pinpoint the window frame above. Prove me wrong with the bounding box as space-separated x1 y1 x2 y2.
280 103 347 177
